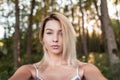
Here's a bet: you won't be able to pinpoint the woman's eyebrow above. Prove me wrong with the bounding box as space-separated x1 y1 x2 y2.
45 28 53 31
45 28 62 31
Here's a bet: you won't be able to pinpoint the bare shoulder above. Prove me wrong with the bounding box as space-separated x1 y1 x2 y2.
19 64 34 70
79 63 107 80
15 64 34 74
81 63 100 72
8 64 35 80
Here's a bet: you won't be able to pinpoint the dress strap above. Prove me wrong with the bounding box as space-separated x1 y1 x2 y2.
76 67 79 76
33 64 39 78
33 64 44 80
75 67 81 80
71 67 81 80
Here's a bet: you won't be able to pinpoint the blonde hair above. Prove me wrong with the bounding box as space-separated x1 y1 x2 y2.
39 12 78 68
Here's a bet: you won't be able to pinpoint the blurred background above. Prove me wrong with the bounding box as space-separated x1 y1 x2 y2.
0 0 120 80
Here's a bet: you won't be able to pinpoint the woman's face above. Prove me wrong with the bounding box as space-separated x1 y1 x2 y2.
43 20 63 55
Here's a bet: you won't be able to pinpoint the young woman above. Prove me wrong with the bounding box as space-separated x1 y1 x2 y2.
9 12 107 80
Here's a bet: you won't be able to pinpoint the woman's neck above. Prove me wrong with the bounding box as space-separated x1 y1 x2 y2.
45 53 67 67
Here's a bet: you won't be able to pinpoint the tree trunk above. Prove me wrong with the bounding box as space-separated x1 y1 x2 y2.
101 0 120 79
14 0 20 68
26 0 35 62
93 0 107 53
79 0 88 61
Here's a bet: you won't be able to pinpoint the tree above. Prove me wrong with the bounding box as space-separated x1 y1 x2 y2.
26 0 35 62
14 0 20 68
100 0 120 79
79 0 88 61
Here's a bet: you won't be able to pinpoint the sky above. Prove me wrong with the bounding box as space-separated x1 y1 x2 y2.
0 0 120 40
0 27 4 39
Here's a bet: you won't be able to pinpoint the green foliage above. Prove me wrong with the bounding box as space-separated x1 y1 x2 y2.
0 50 15 79
111 19 120 49
88 53 120 80
88 32 104 52
112 62 120 79
94 53 112 80
83 0 93 10
78 52 112 79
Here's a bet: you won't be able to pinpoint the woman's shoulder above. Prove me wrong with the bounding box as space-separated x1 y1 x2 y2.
78 62 107 80
79 62 97 69
17 64 35 71
19 62 40 69
20 62 40 73
15 63 41 75
20 64 33 68
79 63 101 73
78 62 100 74
8 64 36 80
15 64 36 76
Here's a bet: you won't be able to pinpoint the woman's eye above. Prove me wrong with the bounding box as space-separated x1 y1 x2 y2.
46 32 52 34
59 32 63 36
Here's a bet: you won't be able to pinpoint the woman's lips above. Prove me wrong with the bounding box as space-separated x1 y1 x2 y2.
51 45 60 49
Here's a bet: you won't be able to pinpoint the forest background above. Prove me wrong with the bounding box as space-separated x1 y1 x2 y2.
0 0 120 80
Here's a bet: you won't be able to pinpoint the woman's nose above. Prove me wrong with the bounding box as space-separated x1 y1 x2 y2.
53 34 58 42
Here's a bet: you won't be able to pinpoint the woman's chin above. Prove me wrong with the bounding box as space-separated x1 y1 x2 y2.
50 50 62 55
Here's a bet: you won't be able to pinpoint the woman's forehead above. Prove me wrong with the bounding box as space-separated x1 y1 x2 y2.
45 20 62 31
